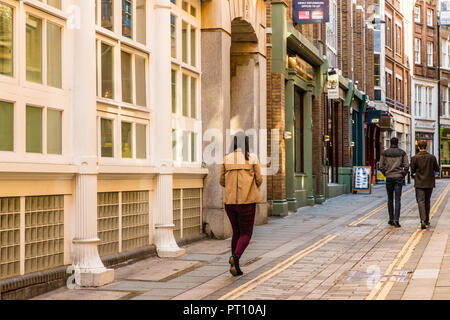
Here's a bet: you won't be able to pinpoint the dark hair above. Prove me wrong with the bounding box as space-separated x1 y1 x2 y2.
230 133 250 161
418 140 428 150
390 137 399 147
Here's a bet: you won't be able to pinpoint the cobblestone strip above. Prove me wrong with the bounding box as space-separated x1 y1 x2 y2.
230 182 447 300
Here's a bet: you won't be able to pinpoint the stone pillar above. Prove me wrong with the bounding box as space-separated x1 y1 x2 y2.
71 0 113 286
285 71 296 211
304 88 315 205
201 29 232 239
152 0 184 257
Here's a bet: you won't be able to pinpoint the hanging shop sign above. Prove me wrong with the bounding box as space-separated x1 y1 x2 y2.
352 166 372 194
293 0 330 24
367 110 381 125
327 70 339 100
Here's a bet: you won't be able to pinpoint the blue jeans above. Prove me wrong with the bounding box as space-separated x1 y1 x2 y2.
386 177 403 222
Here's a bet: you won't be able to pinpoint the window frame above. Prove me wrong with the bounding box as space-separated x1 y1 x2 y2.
24 7 65 90
427 42 434 67
0 1 15 80
427 8 433 27
25 104 64 156
96 0 148 45
414 6 421 23
415 38 421 65
385 17 392 49
170 0 201 168
96 37 149 108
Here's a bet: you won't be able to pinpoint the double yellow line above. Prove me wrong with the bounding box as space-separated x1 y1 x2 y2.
218 234 339 300
366 184 450 300
349 188 414 227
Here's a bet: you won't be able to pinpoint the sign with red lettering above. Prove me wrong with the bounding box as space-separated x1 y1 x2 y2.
293 1 329 23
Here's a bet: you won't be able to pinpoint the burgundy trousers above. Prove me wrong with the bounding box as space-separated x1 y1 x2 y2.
225 203 256 259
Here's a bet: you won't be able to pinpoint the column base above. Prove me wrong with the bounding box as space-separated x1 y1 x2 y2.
272 200 288 216
307 196 315 206
315 195 325 204
287 198 298 212
78 269 114 287
157 247 186 258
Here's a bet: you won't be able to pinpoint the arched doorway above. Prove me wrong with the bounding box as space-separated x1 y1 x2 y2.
201 0 267 239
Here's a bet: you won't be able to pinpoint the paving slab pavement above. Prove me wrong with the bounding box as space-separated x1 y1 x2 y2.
31 181 450 300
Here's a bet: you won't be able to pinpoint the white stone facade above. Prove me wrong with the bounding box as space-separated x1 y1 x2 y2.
0 0 207 285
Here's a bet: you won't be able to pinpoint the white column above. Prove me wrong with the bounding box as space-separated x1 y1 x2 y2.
151 0 185 257
70 0 114 286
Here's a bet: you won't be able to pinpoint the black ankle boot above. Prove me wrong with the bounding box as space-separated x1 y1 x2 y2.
229 254 243 276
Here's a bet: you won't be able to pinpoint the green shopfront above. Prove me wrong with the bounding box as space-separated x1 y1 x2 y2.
270 2 327 215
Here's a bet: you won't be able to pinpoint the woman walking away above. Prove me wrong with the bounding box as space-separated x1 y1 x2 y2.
219 134 263 276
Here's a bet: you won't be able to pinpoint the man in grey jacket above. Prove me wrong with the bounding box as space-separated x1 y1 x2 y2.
380 137 409 228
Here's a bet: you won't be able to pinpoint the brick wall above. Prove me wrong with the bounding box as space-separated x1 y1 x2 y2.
267 73 287 201
413 0 438 80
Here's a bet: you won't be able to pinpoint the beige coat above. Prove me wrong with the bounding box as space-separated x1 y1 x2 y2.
219 149 263 204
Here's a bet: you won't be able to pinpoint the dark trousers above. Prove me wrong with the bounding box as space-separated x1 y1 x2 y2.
225 203 256 259
415 188 433 224
386 177 403 222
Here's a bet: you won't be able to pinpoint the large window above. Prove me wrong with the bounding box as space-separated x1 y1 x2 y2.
374 54 381 87
121 121 132 158
26 106 42 153
395 25 401 55
100 118 147 159
181 131 197 163
122 0 132 38
26 105 62 154
136 0 146 44
181 73 197 119
101 43 114 99
427 42 433 67
98 43 147 105
171 0 201 167
443 87 449 117
386 72 392 99
171 69 177 113
101 118 114 157
121 51 132 103
26 14 62 88
182 21 188 63
171 14 176 58
427 9 433 27
135 55 146 106
427 87 432 119
42 0 61 10
0 3 13 77
99 0 146 44
47 109 62 154
26 15 42 83
47 22 62 88
396 78 402 105
415 38 421 64
414 6 421 23
0 101 13 152
415 85 421 117
442 40 449 69
101 0 114 30
386 17 392 48
135 123 146 159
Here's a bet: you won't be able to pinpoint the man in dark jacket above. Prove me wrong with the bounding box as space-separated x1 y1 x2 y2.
380 137 409 228
410 140 440 229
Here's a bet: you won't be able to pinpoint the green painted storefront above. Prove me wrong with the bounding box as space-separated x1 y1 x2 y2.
271 2 366 216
